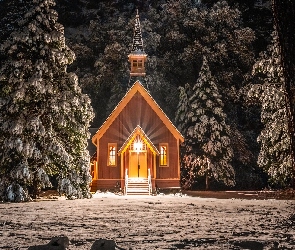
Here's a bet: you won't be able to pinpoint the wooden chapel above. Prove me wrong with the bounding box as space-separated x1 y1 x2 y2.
90 11 184 194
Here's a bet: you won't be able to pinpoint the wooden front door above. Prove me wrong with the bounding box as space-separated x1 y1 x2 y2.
129 151 147 178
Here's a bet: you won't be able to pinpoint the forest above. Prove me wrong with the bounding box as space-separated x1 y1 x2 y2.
0 0 294 201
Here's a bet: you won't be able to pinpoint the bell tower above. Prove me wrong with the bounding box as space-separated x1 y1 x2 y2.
128 10 147 77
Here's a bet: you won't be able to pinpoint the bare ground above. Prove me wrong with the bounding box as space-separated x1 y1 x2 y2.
0 192 294 249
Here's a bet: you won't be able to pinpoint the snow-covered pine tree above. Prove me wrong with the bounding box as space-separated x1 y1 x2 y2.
175 83 192 135
183 56 234 189
175 83 195 189
106 81 126 117
248 29 293 188
0 0 94 201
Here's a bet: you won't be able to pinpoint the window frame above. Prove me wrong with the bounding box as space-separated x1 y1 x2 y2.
132 60 138 67
132 59 143 68
107 143 117 167
159 143 168 167
137 59 143 68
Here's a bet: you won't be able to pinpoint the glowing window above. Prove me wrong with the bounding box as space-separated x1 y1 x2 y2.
160 144 168 166
108 143 117 166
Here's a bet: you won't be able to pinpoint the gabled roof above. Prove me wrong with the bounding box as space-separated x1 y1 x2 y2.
92 80 184 145
118 125 160 155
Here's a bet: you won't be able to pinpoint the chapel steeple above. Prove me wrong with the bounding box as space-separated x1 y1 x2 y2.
128 10 147 77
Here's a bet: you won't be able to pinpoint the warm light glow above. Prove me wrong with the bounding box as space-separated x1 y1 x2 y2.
160 145 167 165
108 144 117 166
134 141 142 152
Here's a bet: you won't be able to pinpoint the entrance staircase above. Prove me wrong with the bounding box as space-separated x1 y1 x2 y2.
125 178 150 195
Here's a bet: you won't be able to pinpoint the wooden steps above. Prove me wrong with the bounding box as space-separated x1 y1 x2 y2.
126 178 150 195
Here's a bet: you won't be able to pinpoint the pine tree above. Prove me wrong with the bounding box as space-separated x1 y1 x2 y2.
106 81 126 116
248 30 293 188
87 10 131 126
175 83 192 135
182 57 234 189
175 83 195 189
273 0 295 188
0 0 94 201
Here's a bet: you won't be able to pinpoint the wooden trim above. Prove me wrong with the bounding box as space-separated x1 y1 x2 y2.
156 178 180 180
118 125 160 155
94 179 122 181
92 81 184 145
120 152 124 179
153 153 156 179
95 161 98 180
177 140 180 179
96 140 99 179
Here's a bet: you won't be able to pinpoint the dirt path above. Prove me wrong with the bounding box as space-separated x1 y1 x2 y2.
0 194 294 249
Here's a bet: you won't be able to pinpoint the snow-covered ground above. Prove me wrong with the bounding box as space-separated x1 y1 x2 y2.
0 193 294 249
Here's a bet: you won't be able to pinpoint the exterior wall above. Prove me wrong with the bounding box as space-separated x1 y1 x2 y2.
155 179 180 189
156 132 179 179
91 179 122 191
147 149 154 177
96 91 180 188
98 136 121 179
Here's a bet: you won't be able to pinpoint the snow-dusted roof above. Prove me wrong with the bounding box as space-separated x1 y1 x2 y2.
92 80 184 145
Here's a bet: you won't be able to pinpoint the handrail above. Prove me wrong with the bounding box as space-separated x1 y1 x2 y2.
148 168 152 195
125 169 128 195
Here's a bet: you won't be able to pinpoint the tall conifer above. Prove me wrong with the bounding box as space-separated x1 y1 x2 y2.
182 57 234 189
0 0 94 201
248 30 293 187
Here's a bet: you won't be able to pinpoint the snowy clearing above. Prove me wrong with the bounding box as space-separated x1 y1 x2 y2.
0 194 294 249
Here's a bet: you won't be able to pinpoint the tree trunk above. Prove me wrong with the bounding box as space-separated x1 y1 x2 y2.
205 174 210 190
32 171 40 199
272 0 295 188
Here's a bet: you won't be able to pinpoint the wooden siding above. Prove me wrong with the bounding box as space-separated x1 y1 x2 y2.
98 136 121 179
97 91 179 181
92 81 184 144
156 131 179 179
155 179 180 189
91 179 121 191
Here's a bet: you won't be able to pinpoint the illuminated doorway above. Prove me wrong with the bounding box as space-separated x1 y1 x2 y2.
129 135 147 178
